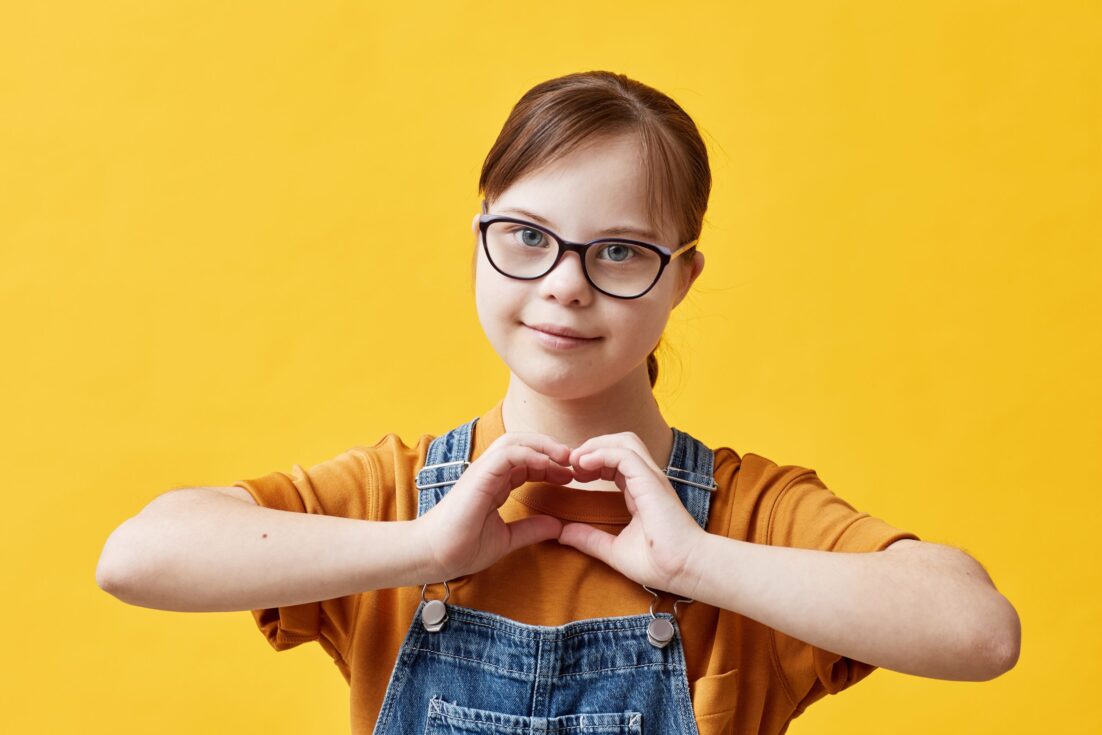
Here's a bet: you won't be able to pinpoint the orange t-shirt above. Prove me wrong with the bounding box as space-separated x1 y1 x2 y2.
233 399 919 735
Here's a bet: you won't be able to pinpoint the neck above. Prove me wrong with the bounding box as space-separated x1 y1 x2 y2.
500 366 675 471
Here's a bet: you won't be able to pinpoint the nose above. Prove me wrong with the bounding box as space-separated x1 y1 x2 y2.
538 249 593 304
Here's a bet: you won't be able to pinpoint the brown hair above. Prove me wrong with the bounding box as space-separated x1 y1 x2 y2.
476 70 712 388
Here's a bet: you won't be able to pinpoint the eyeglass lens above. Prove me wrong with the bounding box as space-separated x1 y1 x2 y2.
484 221 662 298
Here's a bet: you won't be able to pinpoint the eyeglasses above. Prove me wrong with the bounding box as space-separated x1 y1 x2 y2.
477 213 698 299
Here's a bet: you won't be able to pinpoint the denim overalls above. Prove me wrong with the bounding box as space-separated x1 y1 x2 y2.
371 415 719 735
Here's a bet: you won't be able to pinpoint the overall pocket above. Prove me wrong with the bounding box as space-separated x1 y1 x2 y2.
424 696 643 734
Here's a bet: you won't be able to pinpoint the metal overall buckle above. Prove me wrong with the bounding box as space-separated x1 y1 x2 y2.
420 580 451 632
642 585 694 648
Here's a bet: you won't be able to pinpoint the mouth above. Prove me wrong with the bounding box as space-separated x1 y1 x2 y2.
522 322 602 348
523 322 598 340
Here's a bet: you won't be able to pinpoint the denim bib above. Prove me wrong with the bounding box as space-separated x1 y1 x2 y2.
371 416 719 734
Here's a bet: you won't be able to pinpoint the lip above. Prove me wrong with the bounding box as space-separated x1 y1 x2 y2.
523 322 601 349
524 322 598 340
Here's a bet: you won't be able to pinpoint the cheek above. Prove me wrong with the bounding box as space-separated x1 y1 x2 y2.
611 303 669 351
474 263 520 336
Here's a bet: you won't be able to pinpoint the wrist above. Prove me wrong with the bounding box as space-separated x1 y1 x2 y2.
670 528 714 602
407 517 444 585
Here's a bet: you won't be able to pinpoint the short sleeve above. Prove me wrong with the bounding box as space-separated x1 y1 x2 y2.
767 470 919 554
231 448 376 661
766 469 921 715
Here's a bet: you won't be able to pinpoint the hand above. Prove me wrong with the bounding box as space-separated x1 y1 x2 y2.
414 432 574 583
556 432 709 598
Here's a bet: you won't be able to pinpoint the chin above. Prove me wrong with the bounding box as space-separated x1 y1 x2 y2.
510 362 608 401
512 350 647 402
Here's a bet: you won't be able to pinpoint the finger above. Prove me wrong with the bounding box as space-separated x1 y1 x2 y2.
574 447 666 504
576 462 627 490
569 433 663 474
568 457 613 485
557 521 617 565
507 459 575 490
474 445 574 507
567 446 623 486
481 445 567 487
490 432 574 467
505 515 563 555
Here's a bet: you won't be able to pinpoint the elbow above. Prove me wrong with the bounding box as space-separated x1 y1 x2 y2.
948 547 1020 680
993 601 1022 677
96 554 128 597
974 596 1022 681
96 519 151 601
96 558 130 602
993 639 1020 680
97 491 188 598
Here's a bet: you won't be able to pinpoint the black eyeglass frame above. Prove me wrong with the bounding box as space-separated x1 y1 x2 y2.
477 213 699 300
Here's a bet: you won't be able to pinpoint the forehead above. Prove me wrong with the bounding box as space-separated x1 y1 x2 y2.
491 134 675 244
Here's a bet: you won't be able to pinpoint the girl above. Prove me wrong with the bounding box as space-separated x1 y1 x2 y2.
98 70 1019 734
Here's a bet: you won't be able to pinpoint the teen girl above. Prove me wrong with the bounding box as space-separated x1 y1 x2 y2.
99 70 1020 735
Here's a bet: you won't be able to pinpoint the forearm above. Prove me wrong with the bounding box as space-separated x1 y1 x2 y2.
98 489 431 612
681 534 1019 681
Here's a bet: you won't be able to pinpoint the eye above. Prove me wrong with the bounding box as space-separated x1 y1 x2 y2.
596 242 639 263
514 228 547 248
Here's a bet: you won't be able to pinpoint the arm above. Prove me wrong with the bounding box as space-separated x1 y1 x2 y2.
681 536 1021 682
96 487 433 612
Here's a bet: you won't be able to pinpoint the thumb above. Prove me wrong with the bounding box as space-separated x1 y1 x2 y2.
557 522 616 565
505 515 563 555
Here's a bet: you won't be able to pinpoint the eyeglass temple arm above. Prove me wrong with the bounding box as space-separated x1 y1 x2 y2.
670 238 699 258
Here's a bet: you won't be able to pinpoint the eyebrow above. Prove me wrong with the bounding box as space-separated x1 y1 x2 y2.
497 207 661 242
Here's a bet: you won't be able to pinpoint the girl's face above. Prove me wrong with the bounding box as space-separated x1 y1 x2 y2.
472 132 704 401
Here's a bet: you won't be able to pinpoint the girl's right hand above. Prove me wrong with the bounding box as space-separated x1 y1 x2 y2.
412 433 576 583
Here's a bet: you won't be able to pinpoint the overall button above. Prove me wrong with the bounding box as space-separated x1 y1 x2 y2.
647 617 675 648
421 599 448 632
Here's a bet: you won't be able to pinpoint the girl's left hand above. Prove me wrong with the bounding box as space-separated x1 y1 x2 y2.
557 432 708 599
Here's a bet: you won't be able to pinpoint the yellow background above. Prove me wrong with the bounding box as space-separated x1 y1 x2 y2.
2 1 1097 732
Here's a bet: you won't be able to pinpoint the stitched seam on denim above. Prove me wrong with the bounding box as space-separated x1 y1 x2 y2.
427 709 529 733
554 661 679 678
440 612 655 641
422 697 438 735
409 650 677 679
663 621 699 734
376 609 422 731
409 647 531 676
428 707 640 733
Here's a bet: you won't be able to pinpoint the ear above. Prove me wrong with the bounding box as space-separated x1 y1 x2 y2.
673 251 705 308
471 213 480 235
